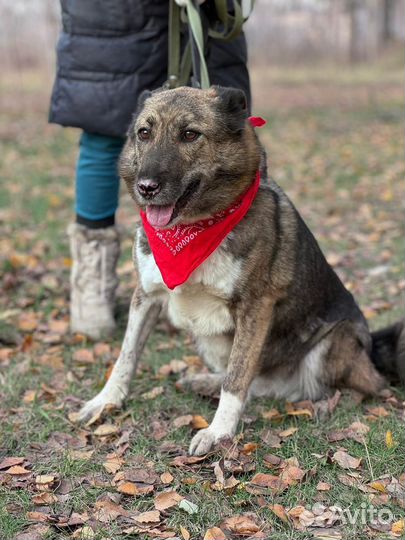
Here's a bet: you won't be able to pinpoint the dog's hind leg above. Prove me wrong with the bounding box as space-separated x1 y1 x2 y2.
76 290 161 423
195 334 233 373
176 334 231 397
189 295 275 455
323 320 386 396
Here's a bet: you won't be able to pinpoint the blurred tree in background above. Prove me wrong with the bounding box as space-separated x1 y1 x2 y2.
0 0 404 75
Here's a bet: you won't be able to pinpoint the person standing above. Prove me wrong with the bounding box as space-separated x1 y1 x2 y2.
49 0 251 339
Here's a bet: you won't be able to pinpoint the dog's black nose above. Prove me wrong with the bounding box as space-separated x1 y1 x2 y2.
137 178 161 198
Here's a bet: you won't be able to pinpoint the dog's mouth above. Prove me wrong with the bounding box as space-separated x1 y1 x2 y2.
145 179 200 228
145 204 175 228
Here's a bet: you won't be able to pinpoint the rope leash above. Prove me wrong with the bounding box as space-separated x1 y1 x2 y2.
167 0 253 90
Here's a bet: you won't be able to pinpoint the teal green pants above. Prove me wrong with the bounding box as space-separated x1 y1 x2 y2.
76 132 125 227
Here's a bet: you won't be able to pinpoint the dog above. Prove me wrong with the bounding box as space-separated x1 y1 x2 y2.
76 86 404 455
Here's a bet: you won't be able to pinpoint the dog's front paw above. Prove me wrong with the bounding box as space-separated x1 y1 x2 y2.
75 390 123 424
189 428 231 456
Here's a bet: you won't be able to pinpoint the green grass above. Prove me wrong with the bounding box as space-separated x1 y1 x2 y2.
0 64 404 540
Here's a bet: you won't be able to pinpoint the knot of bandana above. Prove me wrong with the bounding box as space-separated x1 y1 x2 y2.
139 116 266 289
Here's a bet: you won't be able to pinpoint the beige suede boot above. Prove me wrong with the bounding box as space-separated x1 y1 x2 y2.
67 223 120 340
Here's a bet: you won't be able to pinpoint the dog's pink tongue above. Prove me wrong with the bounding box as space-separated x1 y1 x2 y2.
146 204 175 228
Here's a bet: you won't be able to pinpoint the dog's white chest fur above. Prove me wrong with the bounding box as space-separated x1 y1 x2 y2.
136 232 241 336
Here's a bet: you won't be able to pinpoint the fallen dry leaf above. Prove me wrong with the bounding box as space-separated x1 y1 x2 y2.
117 481 139 496
385 430 394 448
211 458 240 492
23 390 37 404
241 442 259 455
366 406 389 418
48 319 69 334
285 403 313 418
103 454 124 474
288 506 315 529
69 449 94 461
160 471 174 484
313 390 342 419
328 424 367 444
26 511 50 523
332 450 361 470
151 419 168 441
73 349 94 364
279 427 298 438
67 412 81 423
250 472 279 487
250 472 287 493
263 453 283 468
317 481 332 491
203 527 227 540
391 518 405 536
348 421 369 435
261 408 282 420
213 458 225 485
124 468 158 484
6 465 31 475
142 386 164 400
93 342 111 357
191 415 209 429
182 477 198 486
18 312 39 332
269 503 289 523
182 354 202 366
93 424 120 437
368 481 387 493
280 464 305 485
154 490 183 511
93 498 129 522
260 429 281 448
134 510 161 524
312 528 343 539
14 523 51 540
37 353 64 370
104 364 114 382
338 474 361 488
35 475 56 486
170 455 207 467
72 526 95 539
173 414 193 429
0 456 24 469
58 512 88 527
180 525 190 540
221 515 260 536
0 347 14 364
32 492 58 505
159 359 187 375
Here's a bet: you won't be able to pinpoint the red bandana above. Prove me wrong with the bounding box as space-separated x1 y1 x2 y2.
140 116 266 289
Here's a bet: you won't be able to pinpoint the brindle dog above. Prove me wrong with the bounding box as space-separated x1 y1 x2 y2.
76 86 404 455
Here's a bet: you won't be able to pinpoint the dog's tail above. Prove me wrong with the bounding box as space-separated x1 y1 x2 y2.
370 319 405 386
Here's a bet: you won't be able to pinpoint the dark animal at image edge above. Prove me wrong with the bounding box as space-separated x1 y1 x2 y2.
75 86 405 456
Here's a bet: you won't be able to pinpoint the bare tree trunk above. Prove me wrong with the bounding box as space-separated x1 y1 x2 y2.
382 0 395 42
349 0 371 62
349 0 381 62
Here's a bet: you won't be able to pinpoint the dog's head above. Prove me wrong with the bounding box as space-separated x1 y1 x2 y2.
119 86 261 228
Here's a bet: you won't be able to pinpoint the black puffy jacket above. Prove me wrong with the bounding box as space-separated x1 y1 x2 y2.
49 0 250 138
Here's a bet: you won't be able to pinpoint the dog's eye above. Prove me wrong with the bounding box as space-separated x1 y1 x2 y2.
138 128 151 141
182 130 200 142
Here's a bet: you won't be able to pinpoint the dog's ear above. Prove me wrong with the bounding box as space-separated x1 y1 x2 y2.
136 90 153 115
127 90 153 138
213 86 248 134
